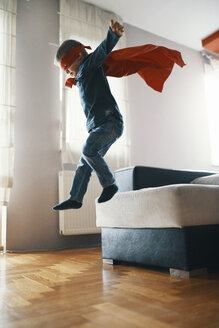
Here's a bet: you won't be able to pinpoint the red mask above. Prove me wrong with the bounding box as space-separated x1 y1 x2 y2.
60 45 91 71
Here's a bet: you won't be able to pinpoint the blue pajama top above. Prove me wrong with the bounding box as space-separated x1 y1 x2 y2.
75 28 123 133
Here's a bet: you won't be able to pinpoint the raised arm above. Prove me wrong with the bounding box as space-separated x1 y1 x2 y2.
83 20 124 70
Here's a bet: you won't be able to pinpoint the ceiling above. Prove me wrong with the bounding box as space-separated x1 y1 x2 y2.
84 0 219 51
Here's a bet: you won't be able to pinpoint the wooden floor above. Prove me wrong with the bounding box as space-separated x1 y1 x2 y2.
1 247 219 328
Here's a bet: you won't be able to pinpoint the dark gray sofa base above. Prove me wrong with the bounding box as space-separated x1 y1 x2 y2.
101 225 219 272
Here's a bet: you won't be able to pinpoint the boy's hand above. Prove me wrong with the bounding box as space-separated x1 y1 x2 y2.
110 20 124 36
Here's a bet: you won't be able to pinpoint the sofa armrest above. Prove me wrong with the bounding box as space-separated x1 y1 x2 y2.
114 166 215 192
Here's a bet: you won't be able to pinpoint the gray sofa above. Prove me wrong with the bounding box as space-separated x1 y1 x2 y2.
96 166 219 277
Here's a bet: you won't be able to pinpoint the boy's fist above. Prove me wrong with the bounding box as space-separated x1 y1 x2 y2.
110 20 124 36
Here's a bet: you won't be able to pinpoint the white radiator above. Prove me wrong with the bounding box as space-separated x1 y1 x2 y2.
58 171 101 235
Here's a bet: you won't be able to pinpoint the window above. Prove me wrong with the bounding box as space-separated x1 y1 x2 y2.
59 0 130 171
0 0 17 250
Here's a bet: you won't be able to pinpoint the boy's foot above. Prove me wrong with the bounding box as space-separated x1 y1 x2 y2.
53 198 82 210
98 184 118 203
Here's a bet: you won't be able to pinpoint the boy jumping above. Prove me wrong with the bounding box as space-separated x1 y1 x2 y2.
53 20 124 210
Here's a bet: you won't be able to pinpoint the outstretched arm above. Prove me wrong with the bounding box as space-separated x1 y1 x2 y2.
82 20 124 70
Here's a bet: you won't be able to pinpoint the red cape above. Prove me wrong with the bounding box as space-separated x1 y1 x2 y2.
65 44 186 92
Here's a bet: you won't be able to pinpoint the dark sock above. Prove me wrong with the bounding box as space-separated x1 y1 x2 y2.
53 198 82 211
98 184 118 203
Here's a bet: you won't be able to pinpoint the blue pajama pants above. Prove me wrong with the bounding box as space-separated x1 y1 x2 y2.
69 116 123 203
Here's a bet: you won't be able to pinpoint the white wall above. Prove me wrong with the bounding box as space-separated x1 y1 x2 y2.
7 0 100 251
124 23 218 172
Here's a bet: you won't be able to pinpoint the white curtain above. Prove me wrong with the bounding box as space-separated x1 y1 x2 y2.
59 0 130 172
0 0 16 206
202 52 219 166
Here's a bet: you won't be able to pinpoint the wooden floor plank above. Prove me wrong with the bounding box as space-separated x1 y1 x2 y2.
1 247 219 328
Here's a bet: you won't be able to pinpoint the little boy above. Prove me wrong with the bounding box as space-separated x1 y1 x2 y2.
53 20 124 210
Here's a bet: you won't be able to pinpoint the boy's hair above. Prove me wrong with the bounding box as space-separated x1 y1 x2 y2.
55 39 87 65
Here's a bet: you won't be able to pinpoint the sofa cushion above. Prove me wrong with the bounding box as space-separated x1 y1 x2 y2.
96 184 219 228
190 174 219 185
